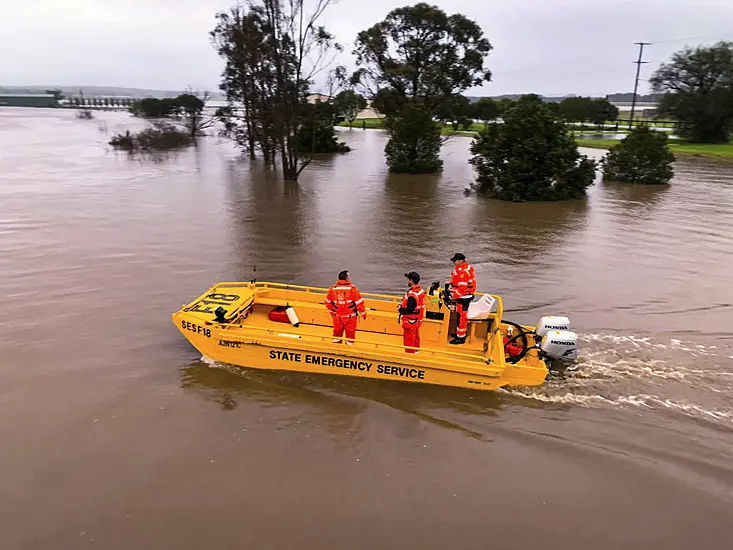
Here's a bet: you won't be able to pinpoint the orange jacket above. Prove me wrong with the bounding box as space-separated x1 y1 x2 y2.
399 284 426 327
325 280 366 318
450 261 476 299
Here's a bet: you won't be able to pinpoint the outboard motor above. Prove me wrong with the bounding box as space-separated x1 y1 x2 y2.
539 330 578 362
536 316 571 338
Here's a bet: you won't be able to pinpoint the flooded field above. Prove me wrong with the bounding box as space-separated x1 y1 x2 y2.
1 107 732 549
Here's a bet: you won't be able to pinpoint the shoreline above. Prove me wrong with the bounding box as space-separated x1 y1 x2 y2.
337 121 733 162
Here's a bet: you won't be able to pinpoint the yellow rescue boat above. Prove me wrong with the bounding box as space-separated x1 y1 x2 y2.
172 281 579 391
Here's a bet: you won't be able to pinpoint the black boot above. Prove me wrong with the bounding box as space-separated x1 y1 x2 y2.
449 336 466 345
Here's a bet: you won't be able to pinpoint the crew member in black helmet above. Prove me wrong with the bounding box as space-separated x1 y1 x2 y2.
398 271 426 354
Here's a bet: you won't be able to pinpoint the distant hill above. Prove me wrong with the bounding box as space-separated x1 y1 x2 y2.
0 85 223 99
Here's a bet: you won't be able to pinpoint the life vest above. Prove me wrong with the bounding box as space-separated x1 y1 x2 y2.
450 261 476 299
401 285 426 327
268 306 290 323
325 280 365 317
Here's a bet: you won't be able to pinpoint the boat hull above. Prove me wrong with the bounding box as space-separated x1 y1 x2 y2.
172 282 551 392
174 314 548 392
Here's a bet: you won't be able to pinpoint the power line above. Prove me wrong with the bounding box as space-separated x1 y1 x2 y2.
648 33 733 45
629 42 650 130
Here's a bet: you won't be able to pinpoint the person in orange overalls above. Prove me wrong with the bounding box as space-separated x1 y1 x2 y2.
448 253 476 345
398 271 426 354
324 270 366 344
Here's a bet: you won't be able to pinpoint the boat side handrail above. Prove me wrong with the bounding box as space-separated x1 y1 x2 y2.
217 321 492 364
212 280 504 319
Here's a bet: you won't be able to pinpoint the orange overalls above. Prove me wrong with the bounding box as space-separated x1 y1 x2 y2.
324 280 366 344
399 284 426 353
450 261 476 339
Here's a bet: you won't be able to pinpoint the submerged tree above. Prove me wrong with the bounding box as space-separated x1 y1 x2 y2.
601 126 675 185
353 3 492 173
130 97 179 118
650 41 733 143
176 92 216 138
470 95 597 201
384 102 442 173
210 0 343 181
128 92 215 139
298 100 350 153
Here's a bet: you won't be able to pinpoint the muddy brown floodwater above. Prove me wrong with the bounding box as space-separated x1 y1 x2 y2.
1 108 733 549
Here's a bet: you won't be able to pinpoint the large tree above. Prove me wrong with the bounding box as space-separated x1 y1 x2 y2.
353 2 492 173
211 0 342 180
589 98 619 129
470 95 597 201
650 41 733 143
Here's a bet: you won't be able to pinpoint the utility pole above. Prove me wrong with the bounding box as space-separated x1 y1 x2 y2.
629 41 651 130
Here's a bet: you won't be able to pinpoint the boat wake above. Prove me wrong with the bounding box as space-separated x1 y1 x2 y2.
503 333 733 425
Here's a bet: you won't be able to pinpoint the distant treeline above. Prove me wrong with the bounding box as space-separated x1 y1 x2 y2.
605 92 662 103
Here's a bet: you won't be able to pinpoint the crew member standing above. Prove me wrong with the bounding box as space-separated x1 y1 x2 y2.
324 270 366 345
398 271 426 354
449 253 476 345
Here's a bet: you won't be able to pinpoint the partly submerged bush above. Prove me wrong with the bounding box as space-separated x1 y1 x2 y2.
76 109 94 120
384 102 443 174
298 120 351 154
469 95 597 201
601 125 675 185
109 122 193 152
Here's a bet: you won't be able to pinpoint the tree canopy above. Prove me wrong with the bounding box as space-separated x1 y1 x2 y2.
130 97 180 118
129 92 215 138
469 95 597 201
353 3 492 173
559 96 619 127
601 126 675 185
650 41 733 143
353 3 492 109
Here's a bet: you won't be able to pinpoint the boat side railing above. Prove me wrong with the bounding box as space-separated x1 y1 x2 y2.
212 281 504 321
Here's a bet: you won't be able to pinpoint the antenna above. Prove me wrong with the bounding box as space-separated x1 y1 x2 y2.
629 42 651 130
251 264 257 284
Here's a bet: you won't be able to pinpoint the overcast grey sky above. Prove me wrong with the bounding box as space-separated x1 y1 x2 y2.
2 0 732 96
